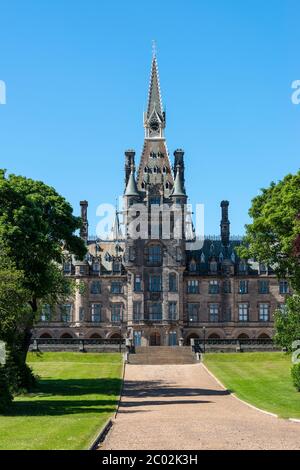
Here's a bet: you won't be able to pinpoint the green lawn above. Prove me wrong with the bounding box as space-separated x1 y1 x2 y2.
204 352 300 419
0 352 122 450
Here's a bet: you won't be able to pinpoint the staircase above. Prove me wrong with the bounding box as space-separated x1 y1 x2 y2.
128 346 197 365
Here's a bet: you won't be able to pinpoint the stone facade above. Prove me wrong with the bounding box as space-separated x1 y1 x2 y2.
33 54 289 346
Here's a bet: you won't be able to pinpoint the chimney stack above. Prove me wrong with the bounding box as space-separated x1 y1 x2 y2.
173 149 185 188
124 149 135 188
220 200 230 247
80 200 88 242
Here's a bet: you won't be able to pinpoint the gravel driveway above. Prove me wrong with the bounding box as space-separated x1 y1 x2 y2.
101 363 300 450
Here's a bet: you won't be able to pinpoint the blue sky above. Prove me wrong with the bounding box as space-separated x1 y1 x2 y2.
0 0 299 236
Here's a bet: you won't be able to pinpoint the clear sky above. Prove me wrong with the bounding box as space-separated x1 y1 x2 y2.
0 0 299 236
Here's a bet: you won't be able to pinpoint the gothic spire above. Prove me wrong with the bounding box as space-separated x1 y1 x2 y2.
109 207 123 241
146 54 164 121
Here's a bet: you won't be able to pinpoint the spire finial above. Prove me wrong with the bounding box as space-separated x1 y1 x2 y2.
152 39 157 58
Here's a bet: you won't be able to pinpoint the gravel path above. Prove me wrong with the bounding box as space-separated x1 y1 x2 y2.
101 363 300 450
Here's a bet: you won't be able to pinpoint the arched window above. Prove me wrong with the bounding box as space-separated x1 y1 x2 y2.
148 244 162 265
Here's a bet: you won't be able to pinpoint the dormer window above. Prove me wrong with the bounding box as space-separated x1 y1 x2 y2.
162 166 167 174
210 260 218 273
144 167 148 173
189 260 197 272
93 261 100 273
165 182 169 189
239 260 247 273
63 261 72 274
200 252 206 263
113 260 121 272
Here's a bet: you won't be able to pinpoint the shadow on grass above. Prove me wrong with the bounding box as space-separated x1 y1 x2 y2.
5 377 122 417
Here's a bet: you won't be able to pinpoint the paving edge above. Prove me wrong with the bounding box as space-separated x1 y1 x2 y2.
89 355 127 450
89 418 113 450
115 357 126 418
201 362 300 423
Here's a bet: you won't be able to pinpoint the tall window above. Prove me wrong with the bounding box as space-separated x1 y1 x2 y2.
168 302 177 321
209 280 219 294
238 303 249 322
259 303 269 322
61 304 72 323
258 280 269 294
41 304 51 322
239 280 248 294
148 245 162 264
111 281 122 294
149 274 162 292
90 280 101 294
209 304 219 322
111 304 122 323
91 304 102 322
187 279 199 294
149 303 162 321
133 301 143 322
188 303 199 323
79 307 85 322
169 273 177 292
134 275 142 292
279 280 289 294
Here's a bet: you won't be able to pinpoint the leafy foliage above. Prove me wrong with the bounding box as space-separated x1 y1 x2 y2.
238 171 300 290
291 363 300 391
0 170 87 397
274 295 300 351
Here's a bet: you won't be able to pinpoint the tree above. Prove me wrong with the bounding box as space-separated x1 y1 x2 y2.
238 171 300 291
274 295 300 351
0 170 87 376
0 252 30 408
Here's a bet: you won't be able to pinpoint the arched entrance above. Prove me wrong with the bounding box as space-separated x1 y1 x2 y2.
258 333 270 339
208 333 221 339
238 333 249 340
90 333 101 339
61 333 73 339
39 333 52 339
150 332 161 346
110 333 122 340
185 333 199 346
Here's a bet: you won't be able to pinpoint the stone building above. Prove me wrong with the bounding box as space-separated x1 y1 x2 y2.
33 54 289 346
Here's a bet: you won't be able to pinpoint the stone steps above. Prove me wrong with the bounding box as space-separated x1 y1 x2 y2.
129 346 197 365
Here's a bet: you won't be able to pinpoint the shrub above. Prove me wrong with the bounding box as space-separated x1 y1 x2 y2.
291 363 300 391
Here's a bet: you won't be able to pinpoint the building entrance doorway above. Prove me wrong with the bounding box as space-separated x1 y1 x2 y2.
150 332 161 346
134 331 142 346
